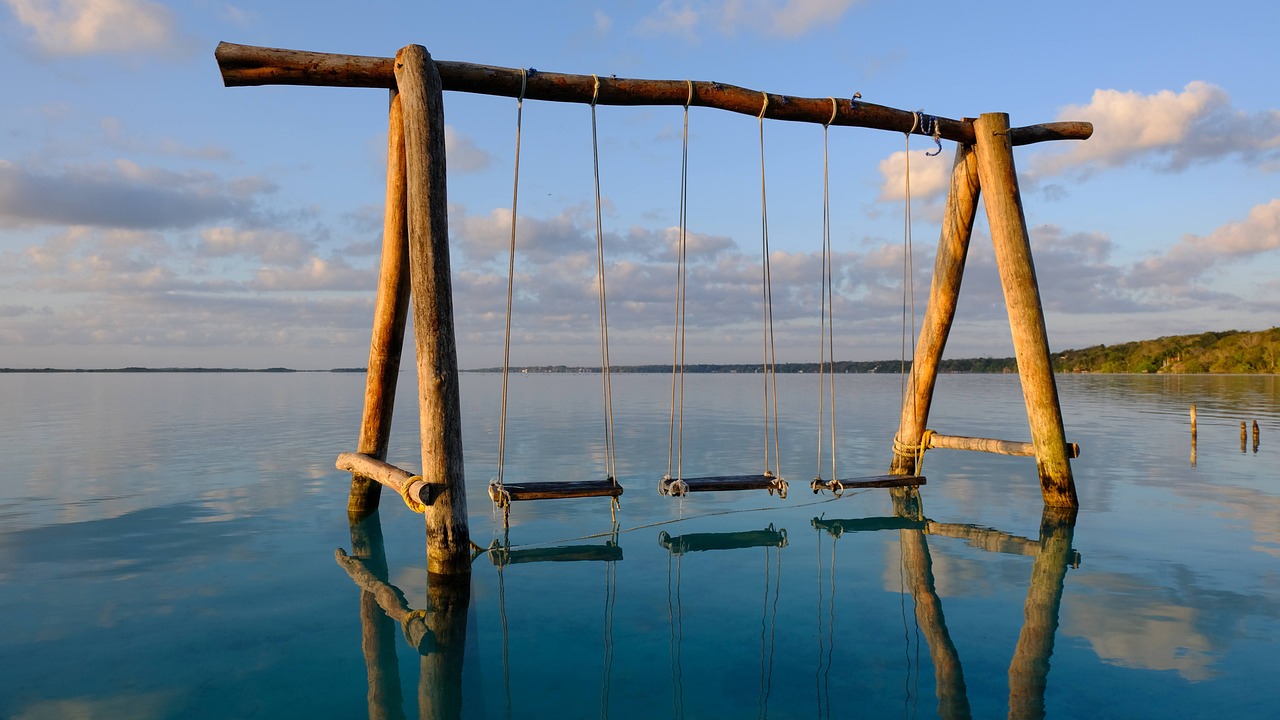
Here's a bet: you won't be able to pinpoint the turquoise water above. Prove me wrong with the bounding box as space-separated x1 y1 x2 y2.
1 372 1277 718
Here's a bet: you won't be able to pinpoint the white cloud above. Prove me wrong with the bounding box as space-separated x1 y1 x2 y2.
3 0 176 55
1128 199 1280 289
1031 82 1280 178
639 0 859 39
444 126 493 174
877 148 950 202
197 227 314 267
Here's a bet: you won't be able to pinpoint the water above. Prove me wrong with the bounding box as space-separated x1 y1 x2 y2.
1 372 1276 719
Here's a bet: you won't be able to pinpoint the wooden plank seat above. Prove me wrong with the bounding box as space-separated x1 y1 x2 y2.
659 473 788 498
658 526 788 555
489 478 623 504
809 474 926 494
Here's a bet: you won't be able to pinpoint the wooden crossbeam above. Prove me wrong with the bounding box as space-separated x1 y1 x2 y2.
926 432 1080 458
214 42 1092 146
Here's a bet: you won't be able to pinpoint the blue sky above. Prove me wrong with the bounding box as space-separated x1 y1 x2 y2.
2 0 1278 369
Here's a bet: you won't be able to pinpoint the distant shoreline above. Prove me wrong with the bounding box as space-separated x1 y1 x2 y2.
0 367 368 374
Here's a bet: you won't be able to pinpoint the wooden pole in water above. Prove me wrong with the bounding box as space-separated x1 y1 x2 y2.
899 528 972 719
395 44 471 575
349 90 413 518
348 513 407 720
972 112 1077 508
1241 421 1248 454
1008 506 1077 719
419 574 470 720
890 142 982 477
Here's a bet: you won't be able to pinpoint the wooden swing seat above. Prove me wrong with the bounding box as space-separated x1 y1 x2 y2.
490 478 623 503
811 474 926 493
659 473 787 497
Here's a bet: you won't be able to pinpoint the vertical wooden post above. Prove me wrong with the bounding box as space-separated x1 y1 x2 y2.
349 90 413 518
1007 506 1077 719
395 44 471 575
418 575 471 719
972 112 1077 508
898 529 973 719
890 142 982 476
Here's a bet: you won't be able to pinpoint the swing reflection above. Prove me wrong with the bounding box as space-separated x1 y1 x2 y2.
337 496 1080 719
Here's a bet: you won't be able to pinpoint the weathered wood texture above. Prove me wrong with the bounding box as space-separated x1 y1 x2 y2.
891 144 981 476
659 473 786 495
337 452 431 509
488 543 623 566
1008 506 1078 719
396 44 471 575
349 90 413 518
215 42 1091 146
973 113 1077 508
829 474 927 489
926 433 1080 459
492 479 623 502
658 527 787 554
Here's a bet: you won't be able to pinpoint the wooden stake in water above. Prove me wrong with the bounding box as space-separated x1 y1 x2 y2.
1253 420 1260 453
396 43 471 576
1190 405 1197 467
1241 422 1248 454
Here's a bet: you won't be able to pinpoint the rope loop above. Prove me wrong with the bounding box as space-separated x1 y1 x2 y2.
488 478 512 509
400 477 427 513
826 97 837 127
685 79 694 109
591 73 600 106
759 91 769 120
518 68 527 103
768 475 789 499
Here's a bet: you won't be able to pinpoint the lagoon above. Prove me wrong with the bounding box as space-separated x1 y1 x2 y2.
1 372 1276 718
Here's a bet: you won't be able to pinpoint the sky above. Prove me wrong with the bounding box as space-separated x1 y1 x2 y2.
2 0 1279 370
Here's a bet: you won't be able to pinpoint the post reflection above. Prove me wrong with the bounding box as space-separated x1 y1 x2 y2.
339 511 471 720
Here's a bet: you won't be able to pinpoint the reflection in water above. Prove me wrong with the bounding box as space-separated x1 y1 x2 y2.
661 525 786 720
338 511 470 720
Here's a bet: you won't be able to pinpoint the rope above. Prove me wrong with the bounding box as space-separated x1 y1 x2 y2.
666 80 693 486
590 74 619 488
758 91 782 481
816 96 838 489
399 477 427 513
495 70 526 503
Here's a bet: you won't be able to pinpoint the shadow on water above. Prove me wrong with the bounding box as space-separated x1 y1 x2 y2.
337 491 1079 720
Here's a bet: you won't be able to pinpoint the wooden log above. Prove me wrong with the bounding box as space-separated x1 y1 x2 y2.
349 89 413 518
926 433 1080 459
973 112 1077 508
335 548 434 653
658 527 787 554
1008 506 1078 719
396 44 471 575
488 543 623 566
811 516 927 536
337 452 432 509
214 42 1092 147
926 522 1080 568
492 479 623 502
890 143 982 476
659 473 787 496
1241 421 1248 453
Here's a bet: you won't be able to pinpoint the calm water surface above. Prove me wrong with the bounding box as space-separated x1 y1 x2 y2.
0 372 1277 719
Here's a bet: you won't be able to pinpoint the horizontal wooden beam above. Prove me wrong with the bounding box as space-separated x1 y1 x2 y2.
336 451 432 508
215 42 1092 147
926 432 1080 458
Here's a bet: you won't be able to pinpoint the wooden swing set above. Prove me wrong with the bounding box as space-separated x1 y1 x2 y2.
216 41 1089 576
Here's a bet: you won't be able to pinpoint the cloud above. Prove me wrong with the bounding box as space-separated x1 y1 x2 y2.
877 148 951 202
3 0 176 55
1031 82 1280 178
444 126 493 174
197 227 314 266
639 0 860 39
0 159 266 230
1127 199 1280 289
100 117 232 161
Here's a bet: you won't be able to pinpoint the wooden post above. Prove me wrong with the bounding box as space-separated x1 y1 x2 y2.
1008 506 1077 719
349 90 413 518
1241 421 1248 454
419 574 470 720
899 528 972 719
972 112 1077 508
395 44 471 575
890 142 982 477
